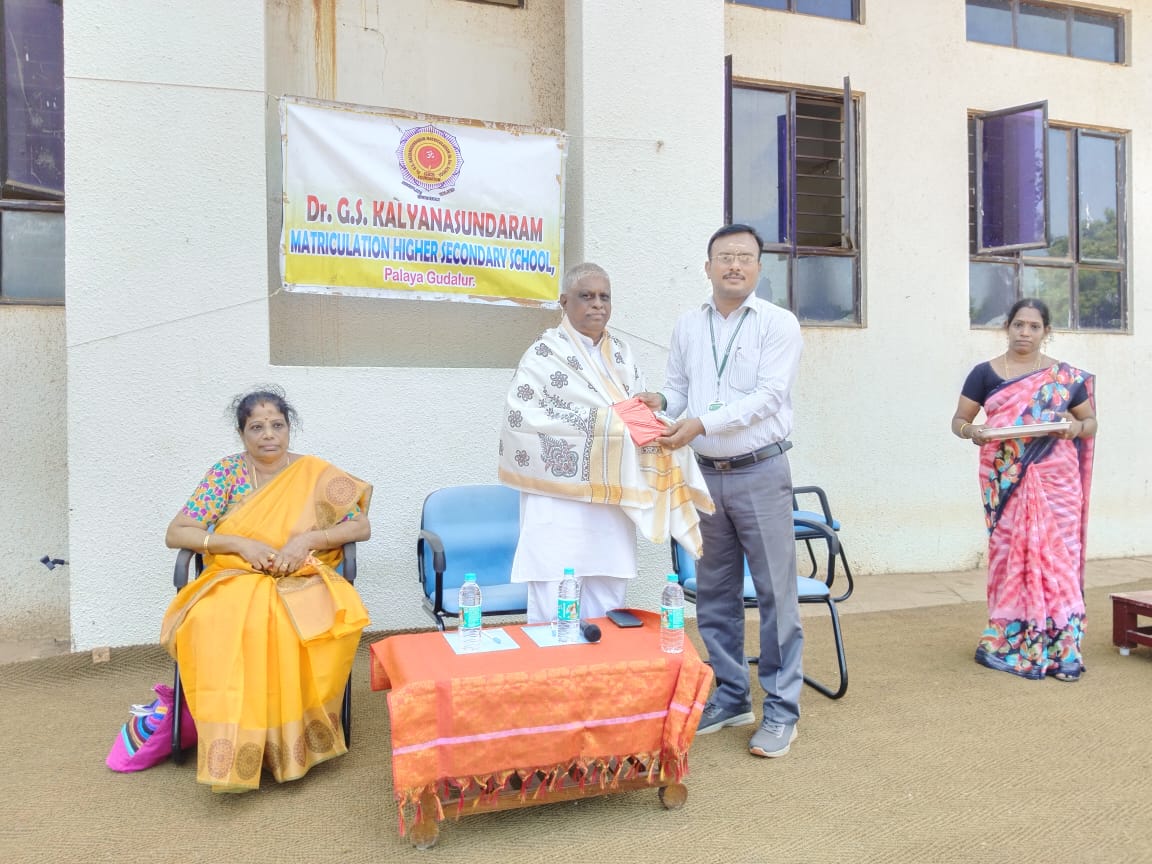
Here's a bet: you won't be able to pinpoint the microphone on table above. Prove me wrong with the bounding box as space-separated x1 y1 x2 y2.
580 619 602 643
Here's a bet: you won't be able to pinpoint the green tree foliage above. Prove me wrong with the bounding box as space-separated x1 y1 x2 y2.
1023 208 1122 329
1078 208 1122 329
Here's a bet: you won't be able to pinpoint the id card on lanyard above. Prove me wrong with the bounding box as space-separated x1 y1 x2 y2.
709 307 750 411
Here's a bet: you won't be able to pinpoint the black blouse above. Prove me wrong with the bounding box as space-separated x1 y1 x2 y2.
961 361 1089 408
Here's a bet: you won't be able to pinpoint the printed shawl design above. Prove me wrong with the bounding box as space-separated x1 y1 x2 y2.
498 316 714 557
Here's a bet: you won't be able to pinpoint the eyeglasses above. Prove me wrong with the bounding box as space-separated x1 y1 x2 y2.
711 252 760 266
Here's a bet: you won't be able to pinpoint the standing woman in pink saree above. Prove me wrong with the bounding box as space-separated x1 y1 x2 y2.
950 299 1098 681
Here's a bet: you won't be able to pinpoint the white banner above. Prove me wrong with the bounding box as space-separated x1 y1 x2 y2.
280 97 566 306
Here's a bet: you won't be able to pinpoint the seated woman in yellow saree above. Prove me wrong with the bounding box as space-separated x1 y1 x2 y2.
162 388 372 792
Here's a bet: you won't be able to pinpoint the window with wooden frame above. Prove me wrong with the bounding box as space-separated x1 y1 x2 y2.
966 0 1124 64
727 70 860 325
0 0 64 304
968 101 1127 331
729 0 858 22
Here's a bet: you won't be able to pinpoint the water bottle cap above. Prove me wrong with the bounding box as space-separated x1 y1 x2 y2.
464 572 477 581
666 573 678 582
563 567 575 576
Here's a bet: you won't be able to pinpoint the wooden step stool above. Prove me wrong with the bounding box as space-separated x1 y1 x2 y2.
1110 591 1152 656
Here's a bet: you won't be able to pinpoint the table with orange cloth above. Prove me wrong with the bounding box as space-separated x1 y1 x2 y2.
370 610 713 835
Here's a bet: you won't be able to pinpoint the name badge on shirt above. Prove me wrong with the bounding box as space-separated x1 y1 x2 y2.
707 401 724 412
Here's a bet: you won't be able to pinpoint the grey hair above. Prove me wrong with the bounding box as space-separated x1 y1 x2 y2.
562 262 610 295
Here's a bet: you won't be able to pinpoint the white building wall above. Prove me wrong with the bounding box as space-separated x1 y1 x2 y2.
53 0 1152 650
0 307 68 641
565 0 726 600
65 2 272 649
65 0 572 649
727 0 1152 572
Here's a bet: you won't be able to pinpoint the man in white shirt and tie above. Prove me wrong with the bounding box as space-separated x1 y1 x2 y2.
646 224 804 758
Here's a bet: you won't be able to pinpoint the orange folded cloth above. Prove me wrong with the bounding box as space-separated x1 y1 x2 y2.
612 397 668 447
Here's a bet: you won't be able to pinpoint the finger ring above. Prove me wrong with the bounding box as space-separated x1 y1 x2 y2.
268 552 277 560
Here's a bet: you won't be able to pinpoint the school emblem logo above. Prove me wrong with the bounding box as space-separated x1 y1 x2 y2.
397 125 463 200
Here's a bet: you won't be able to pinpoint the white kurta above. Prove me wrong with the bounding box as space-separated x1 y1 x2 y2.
510 492 638 584
512 493 637 623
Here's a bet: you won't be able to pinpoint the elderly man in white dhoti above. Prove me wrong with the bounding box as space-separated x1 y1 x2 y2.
498 262 714 623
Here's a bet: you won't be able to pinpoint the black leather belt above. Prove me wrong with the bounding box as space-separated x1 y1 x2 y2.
696 441 793 471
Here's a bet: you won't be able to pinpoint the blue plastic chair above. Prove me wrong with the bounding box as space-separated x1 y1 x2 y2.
169 542 359 763
416 484 528 631
670 505 851 699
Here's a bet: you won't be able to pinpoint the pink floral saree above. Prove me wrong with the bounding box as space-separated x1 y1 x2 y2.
974 362 1095 680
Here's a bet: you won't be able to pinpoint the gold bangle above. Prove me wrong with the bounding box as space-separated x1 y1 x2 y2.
959 423 972 439
203 533 211 553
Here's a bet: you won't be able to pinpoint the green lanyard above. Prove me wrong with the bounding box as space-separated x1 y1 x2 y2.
709 307 751 389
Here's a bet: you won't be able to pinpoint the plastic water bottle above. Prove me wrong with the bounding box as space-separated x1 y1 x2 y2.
458 573 483 652
556 567 581 643
660 573 685 654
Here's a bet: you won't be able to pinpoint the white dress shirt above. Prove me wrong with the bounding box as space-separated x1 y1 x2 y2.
663 294 802 459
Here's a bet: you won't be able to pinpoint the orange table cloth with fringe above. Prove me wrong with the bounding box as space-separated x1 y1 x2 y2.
370 610 713 829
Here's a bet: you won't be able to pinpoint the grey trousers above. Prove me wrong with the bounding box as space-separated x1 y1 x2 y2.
696 453 803 724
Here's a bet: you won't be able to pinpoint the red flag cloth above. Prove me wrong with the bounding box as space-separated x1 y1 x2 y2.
612 397 668 447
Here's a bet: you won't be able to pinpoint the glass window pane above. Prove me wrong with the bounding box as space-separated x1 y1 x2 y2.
732 89 790 245
979 105 1047 251
2 0 65 198
795 255 855 323
1022 266 1071 329
1025 128 1070 259
796 0 854 21
1077 134 1119 261
1018 3 1068 56
1077 269 1122 329
1071 11 1119 63
754 253 790 309
966 0 1012 46
969 261 1016 326
730 0 789 9
0 209 64 300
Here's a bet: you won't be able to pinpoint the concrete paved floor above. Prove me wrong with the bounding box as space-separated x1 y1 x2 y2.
795 555 1152 617
3 556 1150 665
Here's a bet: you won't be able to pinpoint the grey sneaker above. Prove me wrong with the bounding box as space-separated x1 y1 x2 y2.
749 720 798 757
696 702 756 735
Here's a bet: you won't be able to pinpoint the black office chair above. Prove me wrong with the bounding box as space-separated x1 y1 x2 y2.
169 542 359 763
670 501 852 699
793 485 853 593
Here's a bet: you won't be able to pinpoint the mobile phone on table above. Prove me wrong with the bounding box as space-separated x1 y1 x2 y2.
606 608 643 628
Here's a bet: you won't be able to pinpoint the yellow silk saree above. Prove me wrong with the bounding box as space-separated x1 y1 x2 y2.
161 455 371 792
